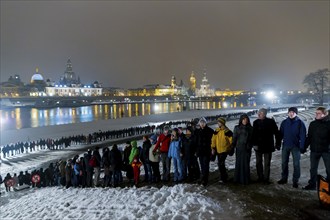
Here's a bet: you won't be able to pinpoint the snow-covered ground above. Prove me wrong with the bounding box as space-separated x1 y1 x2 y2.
0 107 329 219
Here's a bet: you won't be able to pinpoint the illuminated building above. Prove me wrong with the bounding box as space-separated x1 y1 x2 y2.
214 89 244 96
59 59 80 86
45 59 102 97
189 71 196 96
29 68 47 96
31 68 44 83
195 70 215 97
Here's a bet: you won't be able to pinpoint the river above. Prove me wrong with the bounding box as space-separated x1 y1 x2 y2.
0 101 244 130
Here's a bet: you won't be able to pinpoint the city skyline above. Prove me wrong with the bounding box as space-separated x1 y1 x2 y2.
1 1 329 90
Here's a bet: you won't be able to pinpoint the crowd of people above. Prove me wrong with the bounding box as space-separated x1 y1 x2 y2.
0 110 257 159
1 106 328 194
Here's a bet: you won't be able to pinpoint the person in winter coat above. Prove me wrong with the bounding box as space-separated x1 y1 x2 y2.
84 149 93 187
149 134 161 183
4 173 12 192
153 125 171 182
65 159 73 188
181 126 200 182
123 141 133 182
59 159 67 186
92 147 102 187
252 108 281 184
168 128 183 183
79 156 86 188
129 140 140 164
131 156 142 186
18 171 24 186
232 114 253 185
24 171 31 186
277 107 306 188
211 117 233 183
302 107 330 190
109 144 123 187
195 117 214 186
102 147 111 187
141 135 153 183
12 173 18 188
73 159 81 187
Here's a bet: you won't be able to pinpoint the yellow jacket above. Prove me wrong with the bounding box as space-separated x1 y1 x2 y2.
211 127 233 153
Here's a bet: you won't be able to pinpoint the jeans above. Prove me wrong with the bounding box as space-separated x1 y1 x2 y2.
199 155 210 185
281 147 301 183
143 162 153 182
112 170 121 186
172 157 183 182
309 151 330 187
161 153 171 181
255 151 272 181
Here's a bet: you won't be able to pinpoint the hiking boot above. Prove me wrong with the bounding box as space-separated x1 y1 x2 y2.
302 184 316 190
292 182 298 188
277 179 287 184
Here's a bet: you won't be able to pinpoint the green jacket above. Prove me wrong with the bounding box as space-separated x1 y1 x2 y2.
129 140 139 164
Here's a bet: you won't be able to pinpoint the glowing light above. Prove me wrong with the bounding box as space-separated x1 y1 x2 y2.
265 91 275 100
154 104 160 111
222 102 228 108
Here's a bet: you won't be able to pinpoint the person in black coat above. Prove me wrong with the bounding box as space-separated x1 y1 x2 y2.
18 171 24 186
110 144 123 187
92 147 102 187
195 117 214 186
302 107 330 190
123 141 133 182
84 149 93 187
181 126 200 182
232 114 253 185
252 108 281 184
141 136 152 183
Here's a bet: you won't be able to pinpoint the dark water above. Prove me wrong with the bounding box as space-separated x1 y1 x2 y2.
0 101 243 130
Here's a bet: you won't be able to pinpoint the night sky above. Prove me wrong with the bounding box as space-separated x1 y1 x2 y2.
1 1 329 90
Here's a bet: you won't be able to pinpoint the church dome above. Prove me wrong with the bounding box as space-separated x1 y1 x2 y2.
31 68 44 83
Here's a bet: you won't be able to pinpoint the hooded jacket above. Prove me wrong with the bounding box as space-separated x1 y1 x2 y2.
129 140 140 164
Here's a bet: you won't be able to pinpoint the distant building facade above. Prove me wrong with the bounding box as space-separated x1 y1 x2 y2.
195 70 215 97
45 59 102 97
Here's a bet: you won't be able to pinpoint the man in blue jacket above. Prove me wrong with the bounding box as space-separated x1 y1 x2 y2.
277 107 306 188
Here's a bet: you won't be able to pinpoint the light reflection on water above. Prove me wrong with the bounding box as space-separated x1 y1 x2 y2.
0 101 243 130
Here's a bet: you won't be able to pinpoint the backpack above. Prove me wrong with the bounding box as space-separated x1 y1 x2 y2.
317 175 330 209
88 156 97 167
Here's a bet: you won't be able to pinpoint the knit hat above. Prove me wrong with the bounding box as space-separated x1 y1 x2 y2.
288 107 298 114
217 117 226 125
199 117 207 124
258 108 267 115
